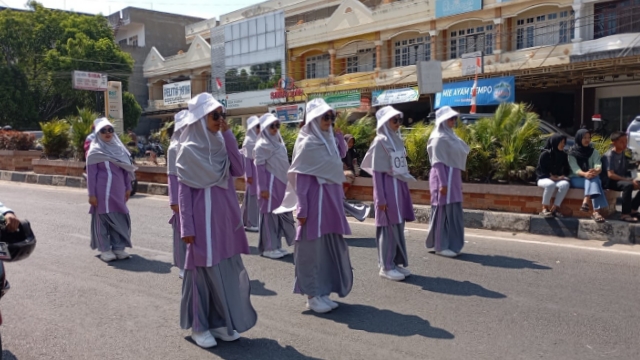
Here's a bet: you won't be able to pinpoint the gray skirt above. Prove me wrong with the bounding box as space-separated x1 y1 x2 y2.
180 254 257 334
90 212 132 252
293 234 353 298
343 200 370 222
170 215 186 270
242 193 259 228
426 203 465 254
376 222 408 270
258 212 295 253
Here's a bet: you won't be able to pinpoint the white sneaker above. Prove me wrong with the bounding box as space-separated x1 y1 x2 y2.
112 249 130 260
362 205 371 220
100 251 117 262
179 269 185 279
396 266 411 277
379 267 405 281
262 250 284 259
277 248 290 256
192 330 217 348
436 249 458 258
210 327 241 342
306 296 332 313
245 226 259 233
321 295 339 310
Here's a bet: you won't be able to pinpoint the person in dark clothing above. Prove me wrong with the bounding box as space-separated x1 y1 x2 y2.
603 131 640 222
536 134 571 217
342 134 359 194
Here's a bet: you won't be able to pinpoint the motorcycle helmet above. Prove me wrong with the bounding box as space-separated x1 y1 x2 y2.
0 219 36 262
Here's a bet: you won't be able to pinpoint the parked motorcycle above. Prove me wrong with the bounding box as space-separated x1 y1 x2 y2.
0 215 37 358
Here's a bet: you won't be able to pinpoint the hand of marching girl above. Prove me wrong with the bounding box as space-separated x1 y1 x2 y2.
297 217 306 226
182 236 195 244
378 204 387 211
220 118 229 132
440 186 448 196
170 204 179 213
260 191 269 200
246 177 253 185
89 196 98 207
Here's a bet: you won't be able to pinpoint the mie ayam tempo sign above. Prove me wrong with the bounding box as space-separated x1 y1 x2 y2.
434 76 515 109
163 80 192 106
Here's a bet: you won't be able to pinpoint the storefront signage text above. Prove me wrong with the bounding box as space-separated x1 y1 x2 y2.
435 76 515 108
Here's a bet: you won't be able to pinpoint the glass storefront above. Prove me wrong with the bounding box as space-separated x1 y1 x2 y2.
598 96 640 132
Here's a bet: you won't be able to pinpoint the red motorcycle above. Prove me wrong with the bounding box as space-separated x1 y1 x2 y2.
0 217 37 358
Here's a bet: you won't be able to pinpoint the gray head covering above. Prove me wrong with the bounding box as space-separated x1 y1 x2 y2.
176 93 230 189
427 106 470 170
86 118 136 175
361 106 415 182
167 110 189 176
241 116 260 159
254 113 289 184
288 98 345 185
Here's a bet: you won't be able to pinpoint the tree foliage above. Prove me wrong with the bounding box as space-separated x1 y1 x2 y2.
0 2 136 128
122 91 142 131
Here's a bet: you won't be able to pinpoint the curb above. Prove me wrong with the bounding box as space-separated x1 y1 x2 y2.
1 170 636 245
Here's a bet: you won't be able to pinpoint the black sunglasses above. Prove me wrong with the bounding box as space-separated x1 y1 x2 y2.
269 122 281 130
212 112 226 121
99 127 114 134
322 112 336 122
390 116 401 125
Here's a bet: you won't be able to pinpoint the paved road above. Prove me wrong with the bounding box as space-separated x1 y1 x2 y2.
1 182 639 360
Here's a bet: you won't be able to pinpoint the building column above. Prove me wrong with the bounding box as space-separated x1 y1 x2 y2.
493 18 503 61
374 40 382 76
328 48 336 80
429 30 439 61
572 3 583 43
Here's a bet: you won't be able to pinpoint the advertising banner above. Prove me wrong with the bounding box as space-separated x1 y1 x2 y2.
372 87 420 106
163 80 192 106
434 76 515 109
267 103 305 123
435 0 482 18
309 91 361 109
72 71 108 91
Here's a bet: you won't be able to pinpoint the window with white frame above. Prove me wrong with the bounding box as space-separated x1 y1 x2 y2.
306 54 330 79
394 36 431 67
346 48 377 74
450 25 494 59
516 10 574 50
129 35 138 47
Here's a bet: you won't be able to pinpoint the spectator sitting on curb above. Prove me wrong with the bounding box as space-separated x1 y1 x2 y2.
603 131 640 223
535 134 571 218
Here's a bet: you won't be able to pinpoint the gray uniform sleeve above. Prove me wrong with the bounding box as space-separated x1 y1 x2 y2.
0 202 13 215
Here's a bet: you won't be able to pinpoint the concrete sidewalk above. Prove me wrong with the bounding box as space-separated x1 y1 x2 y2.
1 170 636 245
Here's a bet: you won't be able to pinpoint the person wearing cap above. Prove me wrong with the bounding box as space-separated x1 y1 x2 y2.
241 116 261 232
289 98 353 314
361 106 416 281
86 118 137 262
254 113 295 259
176 93 257 349
426 106 470 258
167 110 188 279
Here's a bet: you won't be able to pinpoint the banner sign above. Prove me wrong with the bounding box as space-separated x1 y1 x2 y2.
72 71 108 91
104 81 124 134
372 87 419 106
435 0 482 18
435 76 515 109
163 80 192 106
267 103 305 123
309 90 361 109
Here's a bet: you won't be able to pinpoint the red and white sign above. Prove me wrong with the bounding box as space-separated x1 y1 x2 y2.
72 71 108 91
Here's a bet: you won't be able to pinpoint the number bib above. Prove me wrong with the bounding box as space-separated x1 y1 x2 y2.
390 150 409 176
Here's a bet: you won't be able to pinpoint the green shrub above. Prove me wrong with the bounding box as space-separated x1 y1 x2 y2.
119 133 138 156
591 134 612 156
68 107 99 160
40 119 71 158
334 111 377 156
279 124 299 162
404 123 433 180
231 124 246 147
0 131 35 150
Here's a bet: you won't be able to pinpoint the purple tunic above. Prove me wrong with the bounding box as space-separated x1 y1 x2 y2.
168 174 179 206
256 164 287 214
244 158 257 195
429 163 463 205
87 162 132 215
373 171 416 226
178 130 250 269
295 174 351 240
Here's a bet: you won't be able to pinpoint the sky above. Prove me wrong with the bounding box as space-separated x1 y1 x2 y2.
0 0 261 20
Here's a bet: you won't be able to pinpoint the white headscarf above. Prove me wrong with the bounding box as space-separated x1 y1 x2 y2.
254 113 289 184
167 110 189 176
241 116 260 159
288 98 345 185
361 106 415 182
86 118 136 175
176 93 230 189
427 106 470 171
